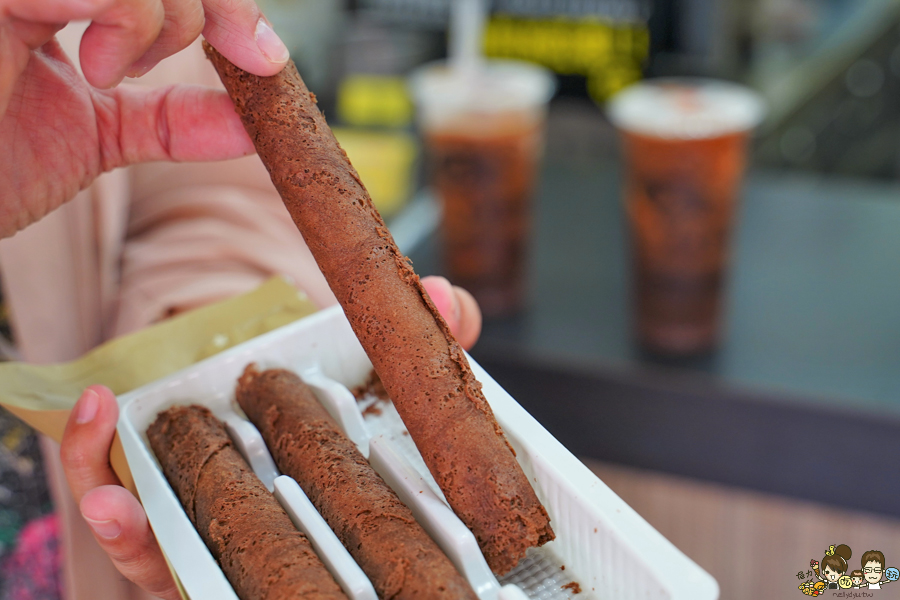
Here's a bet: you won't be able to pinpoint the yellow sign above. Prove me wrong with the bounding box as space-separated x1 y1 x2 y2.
337 75 414 128
332 127 418 217
484 16 649 102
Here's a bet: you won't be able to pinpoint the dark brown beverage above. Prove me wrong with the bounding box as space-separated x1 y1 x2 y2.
622 130 750 354
411 60 554 318
427 116 543 317
610 79 764 355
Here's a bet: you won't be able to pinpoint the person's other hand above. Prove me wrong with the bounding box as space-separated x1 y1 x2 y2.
0 0 290 239
421 275 481 350
60 279 480 598
61 385 181 599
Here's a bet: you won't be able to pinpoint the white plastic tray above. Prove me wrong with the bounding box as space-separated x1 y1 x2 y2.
117 305 719 600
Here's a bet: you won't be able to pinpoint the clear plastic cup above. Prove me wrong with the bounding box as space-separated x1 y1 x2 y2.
410 61 555 317
608 79 766 355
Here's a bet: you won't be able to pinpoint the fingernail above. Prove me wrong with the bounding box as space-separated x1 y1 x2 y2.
85 517 121 540
255 17 289 64
125 60 157 79
75 389 100 424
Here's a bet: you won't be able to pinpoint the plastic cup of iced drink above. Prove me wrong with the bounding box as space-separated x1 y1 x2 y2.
410 60 555 317
608 79 765 354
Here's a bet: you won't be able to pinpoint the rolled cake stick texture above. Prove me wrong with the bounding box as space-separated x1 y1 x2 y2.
147 405 348 600
204 42 553 576
236 365 478 600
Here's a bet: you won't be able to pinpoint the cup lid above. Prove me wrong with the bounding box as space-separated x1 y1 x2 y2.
408 59 556 115
607 78 766 139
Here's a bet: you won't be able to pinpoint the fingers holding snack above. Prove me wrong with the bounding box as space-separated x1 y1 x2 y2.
1 0 281 235
0 0 290 120
124 0 292 83
200 0 288 77
59 0 286 89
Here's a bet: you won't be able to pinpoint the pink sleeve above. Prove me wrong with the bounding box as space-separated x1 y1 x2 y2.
115 154 336 336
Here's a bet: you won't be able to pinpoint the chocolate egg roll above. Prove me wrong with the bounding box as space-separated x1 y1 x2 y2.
147 405 348 600
236 365 478 600
204 43 552 576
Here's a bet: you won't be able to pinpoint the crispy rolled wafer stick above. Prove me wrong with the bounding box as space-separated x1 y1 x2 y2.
203 43 553 574
204 43 553 575
147 405 348 600
237 365 478 600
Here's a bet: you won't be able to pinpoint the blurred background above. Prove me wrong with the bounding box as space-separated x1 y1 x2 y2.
261 1 900 598
4 1 900 599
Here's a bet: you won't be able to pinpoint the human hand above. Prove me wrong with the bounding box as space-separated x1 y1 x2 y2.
62 384 182 599
421 275 482 350
0 0 290 239
60 278 481 598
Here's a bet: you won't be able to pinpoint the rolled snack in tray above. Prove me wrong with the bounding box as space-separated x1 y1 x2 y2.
147 405 348 600
205 43 553 576
236 365 478 600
